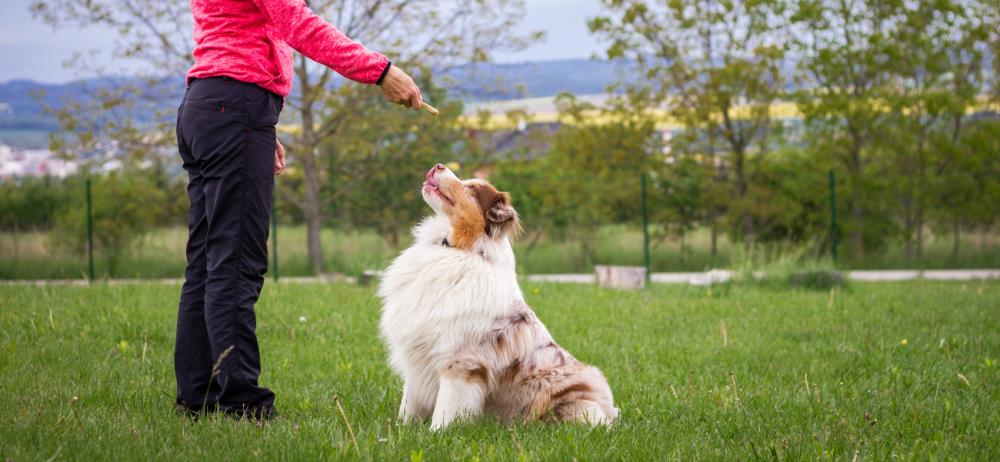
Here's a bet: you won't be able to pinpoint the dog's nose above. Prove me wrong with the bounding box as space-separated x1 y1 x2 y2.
426 164 445 182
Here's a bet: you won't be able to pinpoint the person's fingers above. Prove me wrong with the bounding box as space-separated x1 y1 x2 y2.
413 88 423 110
378 66 429 111
274 140 286 175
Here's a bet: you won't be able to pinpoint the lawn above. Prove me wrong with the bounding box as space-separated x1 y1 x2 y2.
1 281 998 460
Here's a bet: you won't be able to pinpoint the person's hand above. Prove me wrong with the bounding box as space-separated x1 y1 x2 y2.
379 65 423 110
274 138 286 175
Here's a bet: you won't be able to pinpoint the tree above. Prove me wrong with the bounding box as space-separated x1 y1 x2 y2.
650 155 708 261
30 0 539 275
285 0 539 273
590 0 789 243
325 73 466 246
932 117 1000 257
50 172 166 276
925 1 994 258
879 0 988 259
507 93 662 264
790 0 907 257
30 0 189 170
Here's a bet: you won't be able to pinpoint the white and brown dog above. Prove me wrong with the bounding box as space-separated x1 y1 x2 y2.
378 163 618 430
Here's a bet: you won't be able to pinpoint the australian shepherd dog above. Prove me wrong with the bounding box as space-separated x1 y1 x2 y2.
378 163 618 430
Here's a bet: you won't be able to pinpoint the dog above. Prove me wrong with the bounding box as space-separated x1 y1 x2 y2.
378 163 618 430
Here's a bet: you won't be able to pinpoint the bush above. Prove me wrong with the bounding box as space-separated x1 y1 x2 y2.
732 243 844 290
50 172 166 274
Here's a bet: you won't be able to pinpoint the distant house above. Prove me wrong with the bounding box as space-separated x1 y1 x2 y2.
0 144 79 180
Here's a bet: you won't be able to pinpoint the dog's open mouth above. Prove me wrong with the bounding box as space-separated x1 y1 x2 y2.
423 169 455 206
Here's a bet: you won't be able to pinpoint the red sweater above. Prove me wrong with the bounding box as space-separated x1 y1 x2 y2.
186 0 390 97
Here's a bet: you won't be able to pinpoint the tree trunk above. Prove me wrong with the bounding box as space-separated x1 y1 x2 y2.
915 209 924 259
12 223 18 262
848 142 864 259
296 56 327 275
903 200 915 260
952 218 960 259
915 133 926 259
710 221 718 261
733 146 753 243
299 147 326 275
389 228 400 247
678 231 685 263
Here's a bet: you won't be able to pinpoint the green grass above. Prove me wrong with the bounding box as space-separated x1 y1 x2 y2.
1 281 998 460
3 225 999 280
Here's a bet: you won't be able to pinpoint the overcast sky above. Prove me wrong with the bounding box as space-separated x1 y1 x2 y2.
0 0 606 84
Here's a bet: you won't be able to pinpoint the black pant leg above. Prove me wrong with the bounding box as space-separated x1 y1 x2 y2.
215 90 280 414
175 78 281 416
174 90 219 411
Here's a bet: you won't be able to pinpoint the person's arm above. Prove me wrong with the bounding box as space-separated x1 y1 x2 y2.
253 0 423 109
252 0 387 84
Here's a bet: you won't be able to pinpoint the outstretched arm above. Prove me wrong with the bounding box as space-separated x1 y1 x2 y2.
252 0 423 109
251 0 387 84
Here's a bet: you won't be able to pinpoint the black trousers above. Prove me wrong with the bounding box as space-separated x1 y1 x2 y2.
174 77 282 416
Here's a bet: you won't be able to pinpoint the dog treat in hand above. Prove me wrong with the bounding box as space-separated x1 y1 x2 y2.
421 101 440 116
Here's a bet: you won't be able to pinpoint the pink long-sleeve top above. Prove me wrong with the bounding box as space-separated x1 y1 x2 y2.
186 0 391 97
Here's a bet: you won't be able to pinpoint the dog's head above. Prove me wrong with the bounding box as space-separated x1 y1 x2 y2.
422 163 520 249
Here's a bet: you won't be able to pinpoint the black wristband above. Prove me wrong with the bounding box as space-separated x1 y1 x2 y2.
376 61 392 86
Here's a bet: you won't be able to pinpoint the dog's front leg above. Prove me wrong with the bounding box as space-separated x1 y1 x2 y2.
429 359 489 431
399 376 434 422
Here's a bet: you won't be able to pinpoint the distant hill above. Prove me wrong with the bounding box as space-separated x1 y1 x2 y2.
0 76 185 148
440 58 633 101
0 58 628 148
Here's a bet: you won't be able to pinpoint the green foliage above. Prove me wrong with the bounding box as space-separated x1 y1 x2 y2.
591 0 789 242
49 173 167 273
0 177 73 231
6 0 999 275
489 93 662 263
580 0 1000 262
322 73 466 245
650 155 708 249
731 243 843 290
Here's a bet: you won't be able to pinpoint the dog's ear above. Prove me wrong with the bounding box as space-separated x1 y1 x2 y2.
485 192 521 239
487 197 516 224
472 184 521 239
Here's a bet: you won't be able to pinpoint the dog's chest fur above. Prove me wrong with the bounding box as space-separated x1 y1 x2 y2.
378 215 522 375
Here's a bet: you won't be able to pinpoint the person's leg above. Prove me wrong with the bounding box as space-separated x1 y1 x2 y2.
178 78 281 418
174 90 218 413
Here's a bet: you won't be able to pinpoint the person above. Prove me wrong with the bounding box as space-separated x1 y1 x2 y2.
174 0 422 420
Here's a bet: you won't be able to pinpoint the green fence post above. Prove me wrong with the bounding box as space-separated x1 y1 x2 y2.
272 185 279 282
86 177 95 282
829 170 838 262
641 172 651 284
